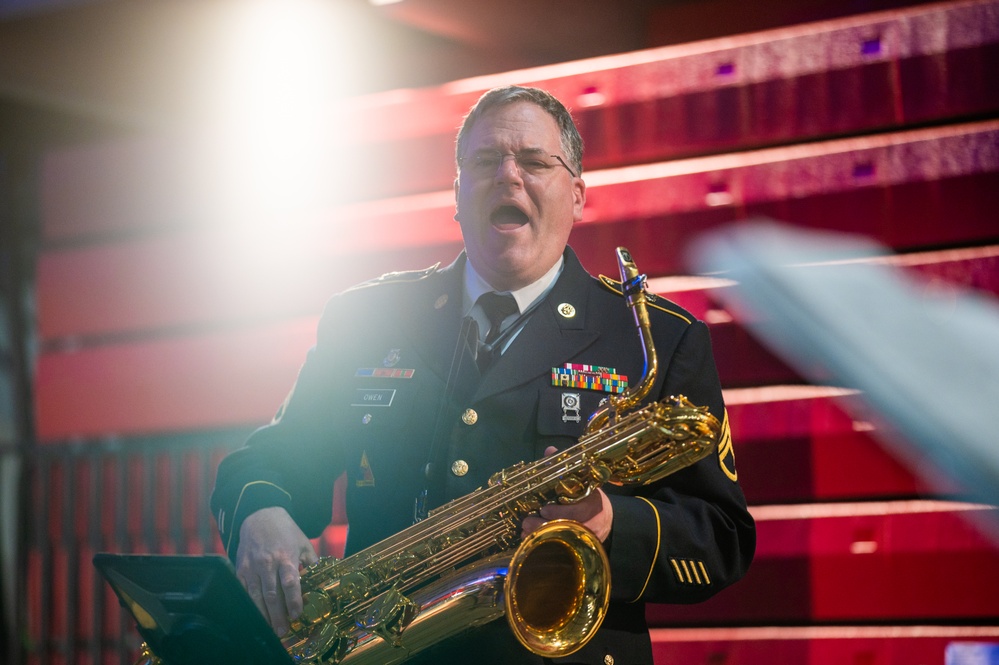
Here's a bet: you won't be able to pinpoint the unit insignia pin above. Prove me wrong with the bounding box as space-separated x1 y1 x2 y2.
557 302 576 318
383 348 402 367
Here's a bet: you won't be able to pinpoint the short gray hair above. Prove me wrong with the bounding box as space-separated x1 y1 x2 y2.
455 86 584 176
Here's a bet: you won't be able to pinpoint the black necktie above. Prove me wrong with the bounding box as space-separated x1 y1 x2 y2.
476 292 518 371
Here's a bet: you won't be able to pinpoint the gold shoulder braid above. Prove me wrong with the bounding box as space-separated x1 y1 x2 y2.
598 274 691 324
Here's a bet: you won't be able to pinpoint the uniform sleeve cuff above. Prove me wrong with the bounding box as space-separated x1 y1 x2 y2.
220 481 293 560
606 494 662 603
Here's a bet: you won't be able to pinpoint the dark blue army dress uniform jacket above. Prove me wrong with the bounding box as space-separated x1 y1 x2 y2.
211 247 756 665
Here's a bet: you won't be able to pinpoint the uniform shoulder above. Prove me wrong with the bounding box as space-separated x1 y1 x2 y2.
319 262 446 334
340 263 443 296
323 263 445 323
595 273 696 325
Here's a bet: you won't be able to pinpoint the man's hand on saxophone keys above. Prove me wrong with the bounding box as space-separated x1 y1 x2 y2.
520 446 615 543
236 506 319 636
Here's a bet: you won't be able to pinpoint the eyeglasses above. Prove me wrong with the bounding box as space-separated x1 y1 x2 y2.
459 150 578 179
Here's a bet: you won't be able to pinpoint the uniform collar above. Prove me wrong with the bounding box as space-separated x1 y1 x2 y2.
406 247 599 402
471 247 601 402
462 256 565 317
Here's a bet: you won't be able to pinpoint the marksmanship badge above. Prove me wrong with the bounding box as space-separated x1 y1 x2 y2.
561 392 581 423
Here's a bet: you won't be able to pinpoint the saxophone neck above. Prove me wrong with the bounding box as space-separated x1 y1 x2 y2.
586 247 658 433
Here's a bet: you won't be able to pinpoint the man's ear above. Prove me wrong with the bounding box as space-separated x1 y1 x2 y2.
453 177 461 221
572 178 586 223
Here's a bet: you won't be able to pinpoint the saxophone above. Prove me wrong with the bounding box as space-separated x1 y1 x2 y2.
278 247 721 664
134 247 720 665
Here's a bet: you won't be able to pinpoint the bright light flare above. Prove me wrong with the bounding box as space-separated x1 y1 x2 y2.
194 0 366 264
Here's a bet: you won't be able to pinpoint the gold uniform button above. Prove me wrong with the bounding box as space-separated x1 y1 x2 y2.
434 294 448 310
451 460 469 477
461 408 478 425
603 655 615 665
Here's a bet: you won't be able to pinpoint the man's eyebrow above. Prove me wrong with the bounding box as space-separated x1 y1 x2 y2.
471 146 548 155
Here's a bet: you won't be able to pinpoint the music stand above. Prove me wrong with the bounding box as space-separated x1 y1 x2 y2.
94 553 294 665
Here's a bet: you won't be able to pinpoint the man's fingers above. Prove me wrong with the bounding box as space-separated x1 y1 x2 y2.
237 556 292 635
240 573 269 622
301 546 320 568
234 507 315 634
521 515 543 538
280 559 305 622
261 570 291 636
526 489 614 542
539 490 599 522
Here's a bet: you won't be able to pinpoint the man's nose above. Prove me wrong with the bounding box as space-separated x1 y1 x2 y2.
495 154 524 182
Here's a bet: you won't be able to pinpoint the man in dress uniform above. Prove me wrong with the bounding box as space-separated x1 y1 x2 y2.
210 85 755 664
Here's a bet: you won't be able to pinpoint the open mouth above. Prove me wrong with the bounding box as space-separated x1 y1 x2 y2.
490 205 529 228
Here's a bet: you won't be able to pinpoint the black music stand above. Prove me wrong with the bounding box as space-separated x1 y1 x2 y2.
94 553 294 665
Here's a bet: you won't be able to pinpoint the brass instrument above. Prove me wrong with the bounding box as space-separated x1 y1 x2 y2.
280 247 721 664
134 247 721 665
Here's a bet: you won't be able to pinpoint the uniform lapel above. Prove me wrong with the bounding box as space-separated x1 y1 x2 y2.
406 254 480 395
473 249 600 403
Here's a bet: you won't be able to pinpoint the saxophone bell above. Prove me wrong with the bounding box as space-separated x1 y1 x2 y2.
505 519 611 657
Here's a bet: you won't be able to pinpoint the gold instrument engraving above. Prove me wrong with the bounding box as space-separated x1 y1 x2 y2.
134 247 721 665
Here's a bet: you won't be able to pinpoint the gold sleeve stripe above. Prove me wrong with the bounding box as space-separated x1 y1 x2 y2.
629 496 662 603
224 481 293 558
669 558 713 585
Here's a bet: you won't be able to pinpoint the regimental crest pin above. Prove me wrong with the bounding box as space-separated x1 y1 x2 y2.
383 348 402 368
356 450 375 487
561 392 582 423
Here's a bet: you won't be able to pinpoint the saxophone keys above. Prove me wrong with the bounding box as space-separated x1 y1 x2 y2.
300 590 334 624
589 463 612 484
283 614 344 663
555 477 590 502
357 588 419 645
510 496 543 515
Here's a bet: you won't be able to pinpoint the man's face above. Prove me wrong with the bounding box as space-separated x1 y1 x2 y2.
454 101 585 292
